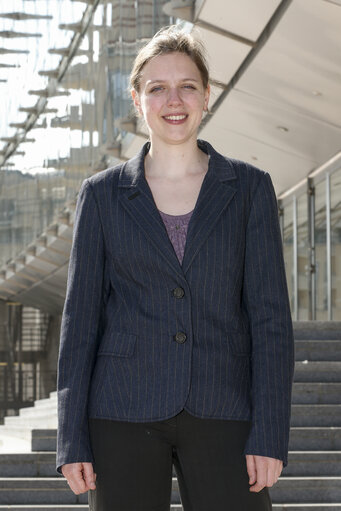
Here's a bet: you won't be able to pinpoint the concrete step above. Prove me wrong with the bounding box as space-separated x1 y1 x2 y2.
283 452 341 476
0 427 56 454
32 430 57 452
0 453 59 477
292 383 341 404
33 397 57 409
294 362 341 382
0 478 87 505
291 405 341 427
0 429 31 454
19 405 56 418
0 425 31 440
0 428 56 455
0 424 35 440
0 428 57 453
272 506 341 511
295 340 341 361
4 414 57 429
0 508 89 511
289 427 341 450
292 321 341 340
267 477 341 503
0 426 52 443
33 398 58 409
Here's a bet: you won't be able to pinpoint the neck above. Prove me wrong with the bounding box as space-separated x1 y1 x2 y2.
144 137 208 180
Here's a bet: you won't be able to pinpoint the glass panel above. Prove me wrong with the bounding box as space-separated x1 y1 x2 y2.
0 0 171 267
331 167 341 320
297 192 309 320
315 179 328 320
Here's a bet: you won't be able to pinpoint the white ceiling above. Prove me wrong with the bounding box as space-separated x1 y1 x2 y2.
196 0 282 42
236 0 341 127
197 26 252 85
197 0 341 196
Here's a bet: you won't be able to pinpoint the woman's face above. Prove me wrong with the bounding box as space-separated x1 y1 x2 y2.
132 52 210 147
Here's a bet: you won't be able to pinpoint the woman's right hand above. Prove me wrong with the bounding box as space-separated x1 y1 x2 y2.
61 462 96 494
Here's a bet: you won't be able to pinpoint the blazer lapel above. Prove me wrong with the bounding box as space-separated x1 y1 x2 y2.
181 141 237 274
118 140 237 277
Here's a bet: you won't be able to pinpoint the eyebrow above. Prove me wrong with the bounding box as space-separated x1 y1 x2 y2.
147 78 199 85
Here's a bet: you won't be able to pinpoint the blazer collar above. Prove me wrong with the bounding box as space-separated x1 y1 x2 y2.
117 139 238 277
118 139 236 188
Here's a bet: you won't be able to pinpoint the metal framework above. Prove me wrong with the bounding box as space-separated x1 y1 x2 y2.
279 152 341 320
0 0 100 168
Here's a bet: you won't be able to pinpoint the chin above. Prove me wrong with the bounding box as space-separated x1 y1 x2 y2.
165 130 198 144
165 136 194 146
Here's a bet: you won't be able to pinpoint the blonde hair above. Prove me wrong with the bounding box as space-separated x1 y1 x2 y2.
129 25 210 93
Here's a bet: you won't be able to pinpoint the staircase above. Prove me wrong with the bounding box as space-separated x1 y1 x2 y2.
0 322 340 509
0 391 57 454
268 321 341 510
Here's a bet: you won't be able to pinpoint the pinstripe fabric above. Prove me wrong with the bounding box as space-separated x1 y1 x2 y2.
56 139 295 473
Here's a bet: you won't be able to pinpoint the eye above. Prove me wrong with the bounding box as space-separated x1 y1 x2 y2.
183 84 196 90
150 86 164 93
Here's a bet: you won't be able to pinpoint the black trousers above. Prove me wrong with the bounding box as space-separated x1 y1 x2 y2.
88 408 272 511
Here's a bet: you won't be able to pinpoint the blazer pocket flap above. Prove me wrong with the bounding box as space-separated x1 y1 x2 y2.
97 331 137 357
227 331 251 357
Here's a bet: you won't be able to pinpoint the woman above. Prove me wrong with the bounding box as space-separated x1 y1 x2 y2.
57 25 295 511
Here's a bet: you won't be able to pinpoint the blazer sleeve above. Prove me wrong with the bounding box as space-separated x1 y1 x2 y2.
242 171 295 468
56 178 105 474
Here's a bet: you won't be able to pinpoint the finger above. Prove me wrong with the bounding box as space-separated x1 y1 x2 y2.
82 462 97 490
64 464 87 495
277 461 283 479
267 459 282 486
266 461 275 487
68 477 87 495
249 473 267 493
249 469 266 492
268 458 282 477
273 461 283 483
249 458 267 493
245 455 257 485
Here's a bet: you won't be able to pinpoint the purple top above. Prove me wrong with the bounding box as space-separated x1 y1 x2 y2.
159 209 194 265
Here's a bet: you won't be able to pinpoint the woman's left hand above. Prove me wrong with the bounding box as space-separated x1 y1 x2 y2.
245 454 283 492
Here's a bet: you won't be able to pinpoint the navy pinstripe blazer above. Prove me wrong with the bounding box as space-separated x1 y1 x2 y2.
56 139 295 473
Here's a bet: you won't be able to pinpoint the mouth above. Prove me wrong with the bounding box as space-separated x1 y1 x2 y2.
162 114 188 124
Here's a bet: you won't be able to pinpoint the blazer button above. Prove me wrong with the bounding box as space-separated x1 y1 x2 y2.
172 287 185 299
174 332 187 344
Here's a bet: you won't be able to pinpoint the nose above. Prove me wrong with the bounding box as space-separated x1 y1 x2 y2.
167 87 182 106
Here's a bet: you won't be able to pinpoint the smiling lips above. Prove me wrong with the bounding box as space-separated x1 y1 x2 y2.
163 114 188 124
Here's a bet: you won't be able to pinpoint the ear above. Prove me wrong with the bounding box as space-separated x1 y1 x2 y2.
131 89 143 117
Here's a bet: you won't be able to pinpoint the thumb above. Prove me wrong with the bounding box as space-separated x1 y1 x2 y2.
82 462 96 490
245 455 257 484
